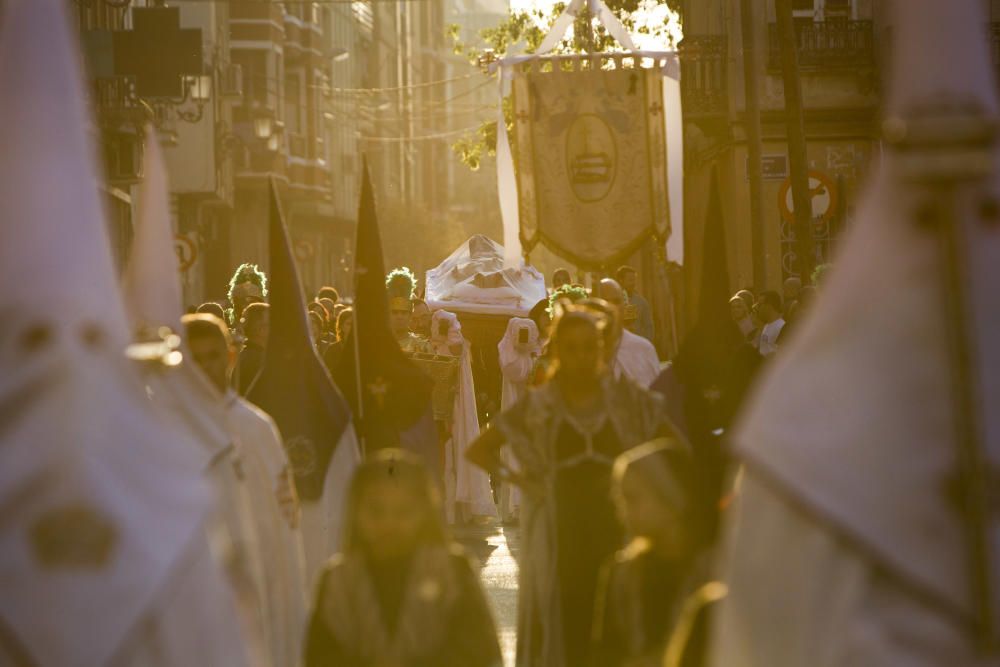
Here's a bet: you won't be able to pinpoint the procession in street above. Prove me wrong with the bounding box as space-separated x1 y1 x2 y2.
3 0 1000 665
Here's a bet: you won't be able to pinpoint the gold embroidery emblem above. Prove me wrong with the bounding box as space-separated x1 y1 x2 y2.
367 376 390 410
285 435 318 476
417 578 442 603
623 303 638 323
30 506 117 570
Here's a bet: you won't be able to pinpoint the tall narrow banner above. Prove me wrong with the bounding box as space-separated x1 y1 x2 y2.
511 60 670 270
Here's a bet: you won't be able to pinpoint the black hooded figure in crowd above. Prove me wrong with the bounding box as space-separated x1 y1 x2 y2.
654 170 761 545
331 164 438 476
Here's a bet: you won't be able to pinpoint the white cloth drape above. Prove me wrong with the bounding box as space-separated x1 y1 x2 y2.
497 317 540 520
433 310 497 519
299 424 361 588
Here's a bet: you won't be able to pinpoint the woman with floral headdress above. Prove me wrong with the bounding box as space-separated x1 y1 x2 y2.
528 284 589 386
226 263 268 329
305 449 501 667
467 304 683 667
386 267 433 355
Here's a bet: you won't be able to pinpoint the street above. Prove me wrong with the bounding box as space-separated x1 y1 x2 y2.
456 521 520 667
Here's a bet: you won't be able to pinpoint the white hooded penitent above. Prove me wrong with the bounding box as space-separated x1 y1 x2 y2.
712 0 1000 662
0 1 253 665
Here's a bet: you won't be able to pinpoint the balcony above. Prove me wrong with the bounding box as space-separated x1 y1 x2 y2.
990 23 1000 69
767 20 874 71
92 77 147 128
289 133 308 158
678 35 727 117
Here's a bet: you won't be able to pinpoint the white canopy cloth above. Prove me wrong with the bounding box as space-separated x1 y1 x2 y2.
425 235 547 316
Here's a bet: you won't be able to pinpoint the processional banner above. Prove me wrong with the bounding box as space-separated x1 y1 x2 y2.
510 58 670 270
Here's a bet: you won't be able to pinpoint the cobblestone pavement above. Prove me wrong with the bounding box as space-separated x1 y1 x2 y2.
454 519 520 667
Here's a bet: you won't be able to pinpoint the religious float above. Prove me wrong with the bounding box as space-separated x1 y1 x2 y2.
425 234 547 418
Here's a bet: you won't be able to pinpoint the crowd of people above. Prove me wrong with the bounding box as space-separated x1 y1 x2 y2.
172 251 823 667
9 0 996 665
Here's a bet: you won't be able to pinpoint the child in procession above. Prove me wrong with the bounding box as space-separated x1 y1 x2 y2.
591 438 708 667
304 449 502 667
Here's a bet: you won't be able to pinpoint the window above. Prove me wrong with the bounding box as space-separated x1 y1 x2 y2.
284 71 304 135
791 0 816 21
825 0 852 19
790 0 857 21
232 50 270 107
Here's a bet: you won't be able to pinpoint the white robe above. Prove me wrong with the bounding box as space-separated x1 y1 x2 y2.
108 536 262 667
712 0 1000 659
0 0 256 662
497 317 540 520
299 425 361 589
0 326 258 667
224 391 309 667
433 310 497 520
1 529 258 667
614 329 660 388
711 472 996 667
141 365 270 654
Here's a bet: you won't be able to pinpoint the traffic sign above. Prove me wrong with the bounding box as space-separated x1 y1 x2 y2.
778 170 837 224
173 234 197 272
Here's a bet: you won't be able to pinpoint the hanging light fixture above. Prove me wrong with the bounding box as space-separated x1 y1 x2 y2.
189 74 212 104
253 113 274 140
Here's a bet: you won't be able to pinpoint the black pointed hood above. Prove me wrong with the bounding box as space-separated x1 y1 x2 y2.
697 168 733 329
332 163 432 451
247 179 352 500
674 167 760 434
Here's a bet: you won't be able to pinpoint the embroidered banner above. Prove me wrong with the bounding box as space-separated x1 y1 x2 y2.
511 60 670 269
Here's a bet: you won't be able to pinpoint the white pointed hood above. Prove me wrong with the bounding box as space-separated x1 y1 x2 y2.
0 0 128 342
0 2 211 665
122 127 232 463
733 0 1000 627
123 127 185 335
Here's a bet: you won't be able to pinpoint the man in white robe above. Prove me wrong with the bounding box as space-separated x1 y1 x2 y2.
711 1 1000 663
599 279 661 387
0 1 255 663
122 131 306 664
122 128 272 654
185 314 310 667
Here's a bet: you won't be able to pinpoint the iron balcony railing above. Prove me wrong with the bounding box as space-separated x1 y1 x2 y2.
767 19 874 70
679 35 728 117
990 23 1000 69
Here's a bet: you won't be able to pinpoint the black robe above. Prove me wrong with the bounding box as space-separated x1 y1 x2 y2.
305 545 501 667
591 543 697 667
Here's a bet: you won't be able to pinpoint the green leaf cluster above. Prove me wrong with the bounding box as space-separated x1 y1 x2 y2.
447 0 682 171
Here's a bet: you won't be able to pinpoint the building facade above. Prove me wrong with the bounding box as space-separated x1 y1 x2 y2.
228 0 363 300
678 0 885 323
77 0 372 307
